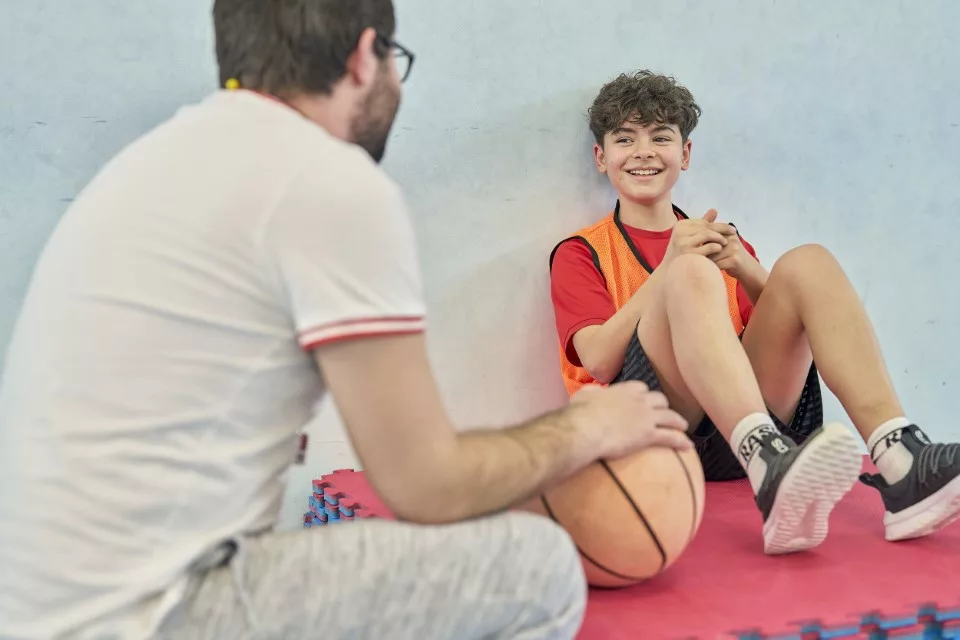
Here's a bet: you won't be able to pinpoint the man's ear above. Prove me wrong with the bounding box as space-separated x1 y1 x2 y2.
344 27 380 89
593 142 607 173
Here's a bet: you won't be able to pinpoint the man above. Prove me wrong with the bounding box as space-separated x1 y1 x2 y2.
0 1 691 638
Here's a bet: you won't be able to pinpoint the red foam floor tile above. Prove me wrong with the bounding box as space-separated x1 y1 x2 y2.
579 462 960 639
319 469 394 519
319 462 960 639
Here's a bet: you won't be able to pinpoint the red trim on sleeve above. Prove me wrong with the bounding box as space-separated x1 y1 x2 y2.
302 327 425 351
297 315 425 338
298 316 426 351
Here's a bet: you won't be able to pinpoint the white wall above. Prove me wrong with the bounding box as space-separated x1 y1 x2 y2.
2 1 958 531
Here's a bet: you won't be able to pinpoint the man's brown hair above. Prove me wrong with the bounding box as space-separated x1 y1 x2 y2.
213 0 395 99
588 70 701 145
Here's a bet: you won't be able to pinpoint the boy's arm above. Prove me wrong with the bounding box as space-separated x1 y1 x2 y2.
556 212 732 384
736 257 768 304
572 267 670 384
728 234 767 304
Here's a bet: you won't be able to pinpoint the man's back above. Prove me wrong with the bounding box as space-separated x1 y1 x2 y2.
0 90 418 638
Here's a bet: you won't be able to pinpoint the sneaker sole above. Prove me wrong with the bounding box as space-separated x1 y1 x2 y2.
884 472 960 541
762 423 862 555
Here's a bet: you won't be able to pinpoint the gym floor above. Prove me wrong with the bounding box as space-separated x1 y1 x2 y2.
314 465 960 639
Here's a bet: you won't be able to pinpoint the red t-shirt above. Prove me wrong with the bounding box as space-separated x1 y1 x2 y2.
550 220 760 367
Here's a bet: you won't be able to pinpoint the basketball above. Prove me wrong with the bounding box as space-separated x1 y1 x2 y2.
523 442 706 588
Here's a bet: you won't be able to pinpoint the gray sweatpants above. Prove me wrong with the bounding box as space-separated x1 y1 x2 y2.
152 511 587 640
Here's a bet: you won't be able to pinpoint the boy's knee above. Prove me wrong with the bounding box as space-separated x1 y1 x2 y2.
782 243 835 262
774 243 840 282
664 253 723 293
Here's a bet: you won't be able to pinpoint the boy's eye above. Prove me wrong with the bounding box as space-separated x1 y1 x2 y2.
617 138 631 144
654 136 670 143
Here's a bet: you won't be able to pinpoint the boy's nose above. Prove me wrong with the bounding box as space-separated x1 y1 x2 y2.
632 146 655 158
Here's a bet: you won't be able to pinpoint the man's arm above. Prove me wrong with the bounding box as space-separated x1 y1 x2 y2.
313 333 604 524
274 158 689 524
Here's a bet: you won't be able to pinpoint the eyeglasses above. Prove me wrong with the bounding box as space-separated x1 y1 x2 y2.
376 34 415 83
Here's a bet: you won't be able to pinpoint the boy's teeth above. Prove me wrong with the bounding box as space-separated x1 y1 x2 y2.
629 169 659 175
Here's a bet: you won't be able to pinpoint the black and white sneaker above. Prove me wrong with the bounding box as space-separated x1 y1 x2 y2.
755 423 862 555
859 426 960 541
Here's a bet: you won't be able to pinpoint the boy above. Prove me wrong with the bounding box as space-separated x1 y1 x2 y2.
549 69 960 555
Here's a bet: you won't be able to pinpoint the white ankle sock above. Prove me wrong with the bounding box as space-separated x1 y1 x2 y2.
867 417 917 485
731 412 791 495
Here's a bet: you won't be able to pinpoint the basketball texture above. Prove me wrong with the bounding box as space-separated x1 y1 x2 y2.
524 444 706 588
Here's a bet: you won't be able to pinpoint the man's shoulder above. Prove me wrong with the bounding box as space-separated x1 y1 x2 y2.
201 90 402 203
282 134 404 217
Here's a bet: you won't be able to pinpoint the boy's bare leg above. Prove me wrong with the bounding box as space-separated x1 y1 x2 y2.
634 255 766 435
742 243 903 439
635 253 861 555
742 244 960 542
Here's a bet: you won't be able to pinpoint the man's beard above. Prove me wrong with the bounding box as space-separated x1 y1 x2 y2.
350 68 400 164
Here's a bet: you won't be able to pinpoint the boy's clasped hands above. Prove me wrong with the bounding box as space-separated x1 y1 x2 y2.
663 209 753 280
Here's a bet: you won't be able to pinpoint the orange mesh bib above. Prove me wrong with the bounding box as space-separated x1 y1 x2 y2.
551 204 744 397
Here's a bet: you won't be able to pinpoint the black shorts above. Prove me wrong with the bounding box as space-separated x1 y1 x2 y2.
611 331 824 482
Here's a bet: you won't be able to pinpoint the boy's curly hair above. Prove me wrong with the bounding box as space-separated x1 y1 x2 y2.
588 70 701 145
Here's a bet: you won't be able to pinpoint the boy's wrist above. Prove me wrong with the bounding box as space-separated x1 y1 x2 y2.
738 258 768 301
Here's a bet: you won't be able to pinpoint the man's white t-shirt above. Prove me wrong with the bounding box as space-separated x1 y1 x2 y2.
0 90 426 638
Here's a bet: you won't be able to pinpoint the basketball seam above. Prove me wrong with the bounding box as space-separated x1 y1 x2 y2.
598 459 667 574
539 495 653 583
673 450 700 546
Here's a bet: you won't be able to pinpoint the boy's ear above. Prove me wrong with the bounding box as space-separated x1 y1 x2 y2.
593 143 608 173
681 138 693 171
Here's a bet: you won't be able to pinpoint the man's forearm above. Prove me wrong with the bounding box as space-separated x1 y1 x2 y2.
406 408 599 524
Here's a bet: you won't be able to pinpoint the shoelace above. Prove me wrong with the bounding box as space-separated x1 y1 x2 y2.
916 442 960 488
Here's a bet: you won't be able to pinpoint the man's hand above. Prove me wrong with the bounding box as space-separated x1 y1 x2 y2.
568 382 692 460
662 208 738 266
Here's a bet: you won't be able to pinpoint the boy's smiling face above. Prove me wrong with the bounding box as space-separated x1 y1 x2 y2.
594 118 692 206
